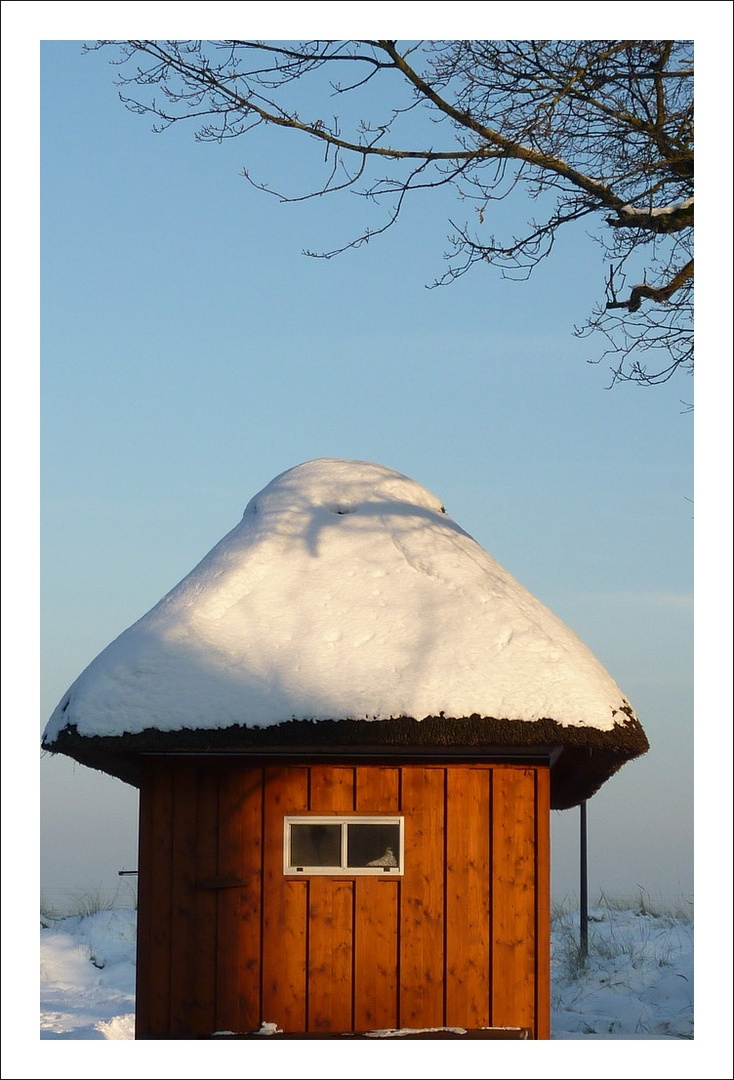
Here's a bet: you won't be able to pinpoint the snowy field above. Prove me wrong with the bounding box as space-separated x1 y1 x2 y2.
39 897 692 1042
549 896 692 1039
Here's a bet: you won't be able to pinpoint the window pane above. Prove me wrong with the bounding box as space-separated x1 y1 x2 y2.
347 823 400 868
290 823 342 867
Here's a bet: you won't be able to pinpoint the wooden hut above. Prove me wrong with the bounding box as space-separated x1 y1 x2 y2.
43 459 648 1040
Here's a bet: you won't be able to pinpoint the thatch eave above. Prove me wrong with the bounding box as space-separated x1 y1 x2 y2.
43 712 649 810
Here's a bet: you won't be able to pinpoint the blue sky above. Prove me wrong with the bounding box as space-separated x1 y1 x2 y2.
34 35 700 911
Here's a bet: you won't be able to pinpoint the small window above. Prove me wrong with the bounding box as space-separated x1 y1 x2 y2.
284 817 404 875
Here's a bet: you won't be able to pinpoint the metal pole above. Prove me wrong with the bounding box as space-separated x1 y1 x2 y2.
580 800 588 960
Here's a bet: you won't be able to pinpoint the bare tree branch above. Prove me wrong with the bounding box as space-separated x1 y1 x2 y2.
93 39 694 386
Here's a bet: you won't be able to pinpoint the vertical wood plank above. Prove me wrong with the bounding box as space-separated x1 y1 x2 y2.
134 762 153 1038
168 761 199 1036
136 760 174 1038
491 767 537 1031
307 766 354 1031
190 764 218 1036
399 767 445 1028
307 880 354 1031
353 767 400 1030
445 767 491 1028
534 767 551 1040
216 764 263 1033
357 766 400 812
308 764 355 813
261 766 309 1033
135 762 152 1038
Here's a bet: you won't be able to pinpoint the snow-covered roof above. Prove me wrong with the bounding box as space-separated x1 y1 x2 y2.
44 459 647 806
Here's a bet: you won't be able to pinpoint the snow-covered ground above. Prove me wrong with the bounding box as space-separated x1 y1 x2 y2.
550 898 693 1039
40 899 692 1041
40 908 136 1041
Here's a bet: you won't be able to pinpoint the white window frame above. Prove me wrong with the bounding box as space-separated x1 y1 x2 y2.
283 815 404 876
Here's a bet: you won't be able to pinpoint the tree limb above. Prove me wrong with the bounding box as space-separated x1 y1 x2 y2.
97 39 694 387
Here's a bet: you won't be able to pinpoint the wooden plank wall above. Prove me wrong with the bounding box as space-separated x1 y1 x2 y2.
135 759 550 1039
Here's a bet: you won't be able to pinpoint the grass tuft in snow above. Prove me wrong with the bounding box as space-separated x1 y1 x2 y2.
599 886 694 922
71 886 119 918
40 894 64 929
40 882 138 921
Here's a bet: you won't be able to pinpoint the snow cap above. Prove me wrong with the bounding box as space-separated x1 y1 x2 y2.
44 459 647 806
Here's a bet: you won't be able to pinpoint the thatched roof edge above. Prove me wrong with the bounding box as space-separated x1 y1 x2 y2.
44 712 649 809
